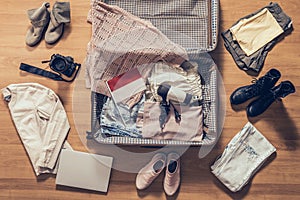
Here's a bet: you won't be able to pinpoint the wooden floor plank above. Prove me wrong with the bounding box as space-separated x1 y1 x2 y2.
0 0 299 199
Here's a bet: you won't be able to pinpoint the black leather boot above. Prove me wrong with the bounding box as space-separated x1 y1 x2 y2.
247 81 296 117
230 69 281 105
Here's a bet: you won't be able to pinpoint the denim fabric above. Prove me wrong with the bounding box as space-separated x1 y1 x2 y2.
222 2 292 73
99 94 144 138
211 122 276 192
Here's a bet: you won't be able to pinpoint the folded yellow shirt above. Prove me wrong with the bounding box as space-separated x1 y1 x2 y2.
230 8 284 56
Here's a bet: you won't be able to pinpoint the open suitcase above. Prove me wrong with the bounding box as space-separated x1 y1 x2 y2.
86 0 221 146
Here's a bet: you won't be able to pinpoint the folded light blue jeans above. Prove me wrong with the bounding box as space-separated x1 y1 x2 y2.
211 122 276 192
99 95 144 138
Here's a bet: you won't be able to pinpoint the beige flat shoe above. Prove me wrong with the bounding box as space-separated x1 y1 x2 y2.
26 2 50 46
164 152 180 196
45 1 70 44
136 153 166 190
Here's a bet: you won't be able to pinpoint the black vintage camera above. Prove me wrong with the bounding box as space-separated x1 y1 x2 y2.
20 53 81 82
48 54 79 78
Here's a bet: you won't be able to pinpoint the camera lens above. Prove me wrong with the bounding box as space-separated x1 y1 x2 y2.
52 58 67 72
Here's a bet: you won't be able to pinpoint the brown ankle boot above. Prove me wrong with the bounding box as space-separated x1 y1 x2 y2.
26 2 50 46
45 2 70 44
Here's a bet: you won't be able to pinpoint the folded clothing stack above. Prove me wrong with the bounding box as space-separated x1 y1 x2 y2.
211 122 276 192
222 2 292 73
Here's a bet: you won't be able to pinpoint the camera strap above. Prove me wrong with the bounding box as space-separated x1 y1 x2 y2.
20 63 65 81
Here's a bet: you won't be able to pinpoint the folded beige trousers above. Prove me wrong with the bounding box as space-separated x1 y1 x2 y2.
2 83 71 176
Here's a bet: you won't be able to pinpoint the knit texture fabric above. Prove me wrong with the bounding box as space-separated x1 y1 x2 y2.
85 0 188 95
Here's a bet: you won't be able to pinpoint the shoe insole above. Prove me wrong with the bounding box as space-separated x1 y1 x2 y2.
153 160 164 173
168 160 177 173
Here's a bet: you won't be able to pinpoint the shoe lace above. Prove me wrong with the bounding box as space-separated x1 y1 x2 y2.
249 77 267 96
